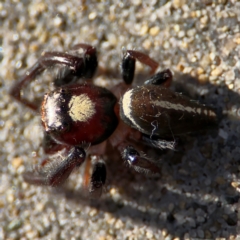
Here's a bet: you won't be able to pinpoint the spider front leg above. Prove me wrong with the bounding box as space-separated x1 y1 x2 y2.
42 132 69 155
23 146 86 187
82 154 107 198
89 156 107 199
144 69 172 87
10 44 97 110
54 44 98 86
121 145 160 174
122 49 172 87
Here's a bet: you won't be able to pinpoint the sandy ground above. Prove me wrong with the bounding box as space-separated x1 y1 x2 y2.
0 0 240 239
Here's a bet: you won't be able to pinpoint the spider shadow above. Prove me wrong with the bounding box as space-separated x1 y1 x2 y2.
53 72 240 238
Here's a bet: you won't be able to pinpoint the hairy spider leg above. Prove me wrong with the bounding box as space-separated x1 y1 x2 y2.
89 156 107 199
10 44 97 110
23 146 86 186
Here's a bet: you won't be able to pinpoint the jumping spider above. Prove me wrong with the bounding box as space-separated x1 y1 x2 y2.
10 44 218 198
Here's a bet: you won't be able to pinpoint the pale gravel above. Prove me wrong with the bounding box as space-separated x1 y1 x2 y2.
0 0 240 239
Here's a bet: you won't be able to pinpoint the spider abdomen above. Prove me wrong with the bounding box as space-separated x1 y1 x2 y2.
120 85 217 138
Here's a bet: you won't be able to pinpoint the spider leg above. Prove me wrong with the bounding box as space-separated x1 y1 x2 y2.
141 134 176 150
121 145 161 175
42 132 69 155
82 155 92 189
55 44 98 86
121 49 159 84
89 156 106 199
10 44 97 110
10 61 45 110
70 43 98 78
144 69 172 87
23 146 86 187
121 49 172 87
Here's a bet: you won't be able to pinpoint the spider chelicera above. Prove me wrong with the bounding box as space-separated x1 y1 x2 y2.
10 44 218 198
